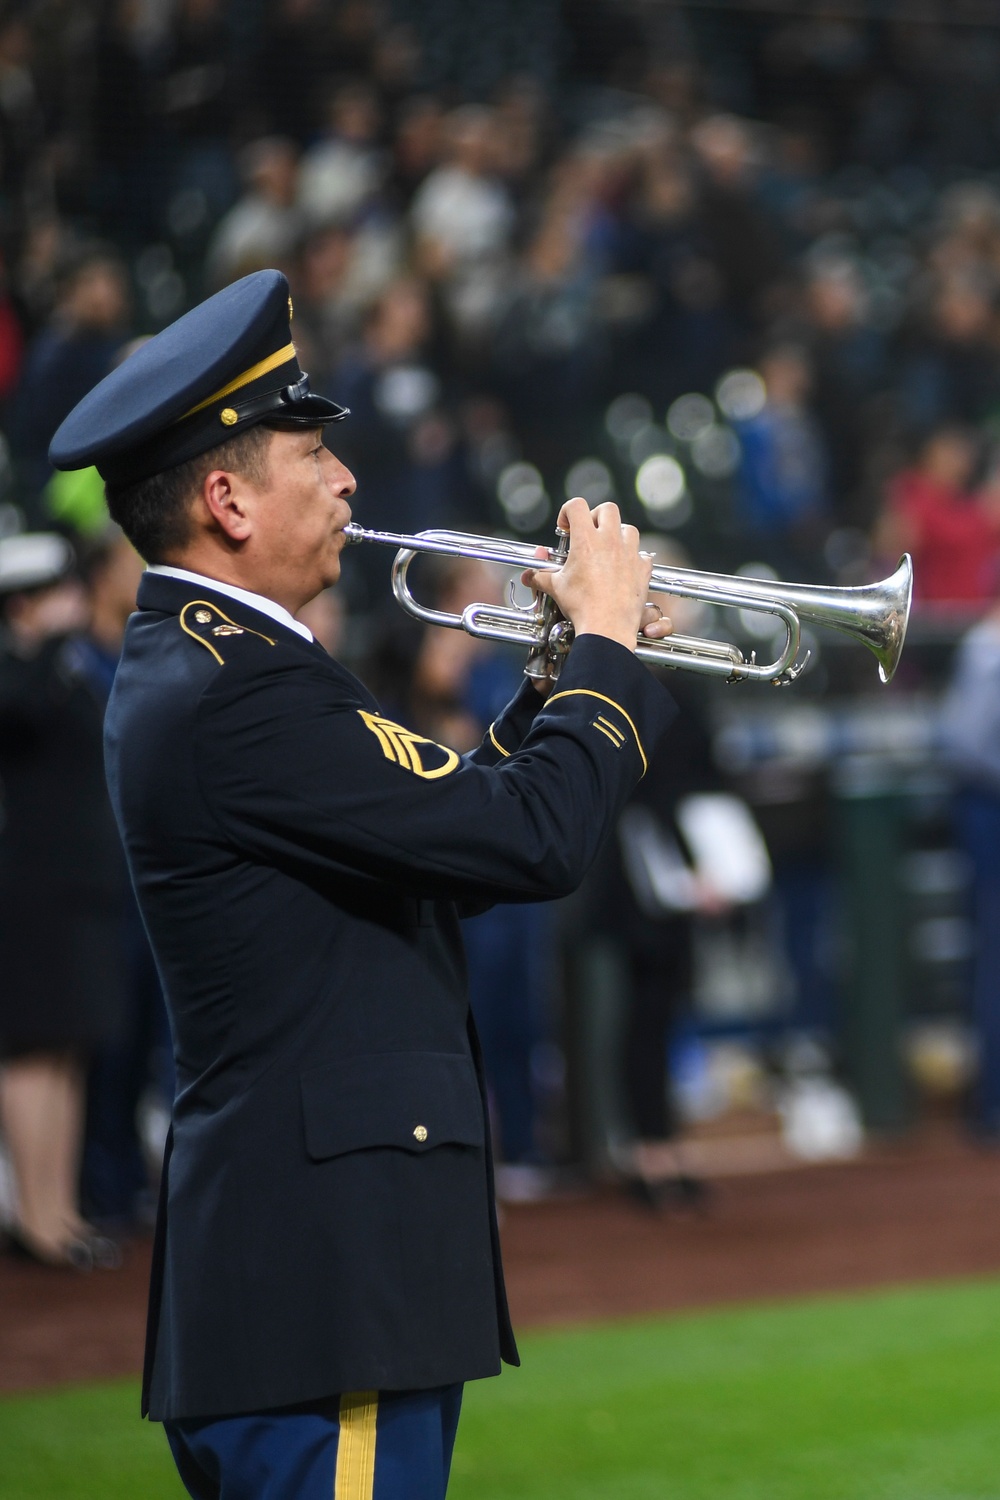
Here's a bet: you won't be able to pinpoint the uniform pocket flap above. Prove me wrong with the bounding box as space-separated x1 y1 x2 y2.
300 1051 484 1161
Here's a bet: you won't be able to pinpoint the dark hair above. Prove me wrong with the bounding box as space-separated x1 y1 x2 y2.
103 424 274 563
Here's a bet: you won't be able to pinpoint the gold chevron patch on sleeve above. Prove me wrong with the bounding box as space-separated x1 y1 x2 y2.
358 710 460 779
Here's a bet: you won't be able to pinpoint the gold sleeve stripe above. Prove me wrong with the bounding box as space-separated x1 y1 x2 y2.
546 689 648 776
180 342 298 420
593 722 623 749
488 723 511 758
596 714 626 744
335 1390 378 1500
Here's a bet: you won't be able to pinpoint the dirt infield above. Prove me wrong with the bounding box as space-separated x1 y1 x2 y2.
2 1125 999 1395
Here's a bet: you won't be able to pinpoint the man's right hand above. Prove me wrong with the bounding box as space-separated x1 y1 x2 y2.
521 496 671 654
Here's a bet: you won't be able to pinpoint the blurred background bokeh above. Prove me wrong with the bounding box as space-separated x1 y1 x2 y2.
4 0 1000 1329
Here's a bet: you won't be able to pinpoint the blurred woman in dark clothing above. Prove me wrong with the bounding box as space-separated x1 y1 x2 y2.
583 559 733 1208
75 531 166 1227
0 535 125 1267
600 669 723 1207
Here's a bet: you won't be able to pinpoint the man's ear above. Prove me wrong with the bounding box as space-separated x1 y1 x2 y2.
199 469 253 542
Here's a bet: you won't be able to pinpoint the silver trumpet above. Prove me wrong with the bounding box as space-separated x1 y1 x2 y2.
344 523 913 686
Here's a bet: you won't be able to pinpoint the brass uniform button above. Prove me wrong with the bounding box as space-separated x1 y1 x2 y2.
195 609 212 624
413 1125 428 1143
220 407 238 426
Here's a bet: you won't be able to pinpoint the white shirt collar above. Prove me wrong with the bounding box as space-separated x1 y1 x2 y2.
146 565 314 642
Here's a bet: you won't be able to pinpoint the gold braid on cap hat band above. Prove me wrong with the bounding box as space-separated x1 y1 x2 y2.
179 342 298 422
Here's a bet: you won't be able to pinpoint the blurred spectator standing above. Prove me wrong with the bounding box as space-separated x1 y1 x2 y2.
732 343 829 574
413 559 556 1198
797 255 889 526
0 534 123 1268
615 125 737 411
940 591 1000 1138
9 248 129 521
898 273 1000 432
41 335 150 538
877 425 1000 606
332 276 460 610
595 667 722 1210
385 93 446 212
72 530 169 1227
688 115 786 348
298 79 385 227
288 223 359 390
411 104 514 360
493 146 610 482
295 77 404 320
205 136 303 289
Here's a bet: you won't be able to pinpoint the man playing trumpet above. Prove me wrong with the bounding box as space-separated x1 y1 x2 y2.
49 269 676 1500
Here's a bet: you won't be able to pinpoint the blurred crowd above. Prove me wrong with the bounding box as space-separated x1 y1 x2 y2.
4 2 1000 596
8 0 1000 1257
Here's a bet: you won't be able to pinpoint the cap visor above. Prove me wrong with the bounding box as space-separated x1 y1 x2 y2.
267 393 349 427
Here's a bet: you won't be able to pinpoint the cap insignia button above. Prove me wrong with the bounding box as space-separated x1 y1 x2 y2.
220 407 238 426
194 609 212 624
413 1125 428 1143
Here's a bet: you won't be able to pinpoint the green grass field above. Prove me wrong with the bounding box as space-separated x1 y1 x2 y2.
2 1278 999 1499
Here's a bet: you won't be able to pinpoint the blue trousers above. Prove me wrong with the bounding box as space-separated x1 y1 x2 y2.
164 1385 463 1500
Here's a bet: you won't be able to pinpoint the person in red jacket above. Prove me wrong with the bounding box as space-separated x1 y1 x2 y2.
877 425 1000 607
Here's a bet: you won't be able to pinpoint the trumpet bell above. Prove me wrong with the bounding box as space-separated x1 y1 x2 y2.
756 554 913 685
835 553 912 685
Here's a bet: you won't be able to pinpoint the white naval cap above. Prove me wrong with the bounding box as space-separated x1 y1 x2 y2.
0 533 75 596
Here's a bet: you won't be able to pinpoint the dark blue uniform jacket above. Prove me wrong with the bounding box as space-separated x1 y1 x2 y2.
105 570 676 1422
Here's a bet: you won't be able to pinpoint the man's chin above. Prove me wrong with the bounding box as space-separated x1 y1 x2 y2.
318 558 341 591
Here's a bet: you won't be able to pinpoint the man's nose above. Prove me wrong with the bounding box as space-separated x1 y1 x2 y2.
324 449 356 496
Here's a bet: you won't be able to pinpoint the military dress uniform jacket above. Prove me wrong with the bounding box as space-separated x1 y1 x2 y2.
105 571 676 1422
